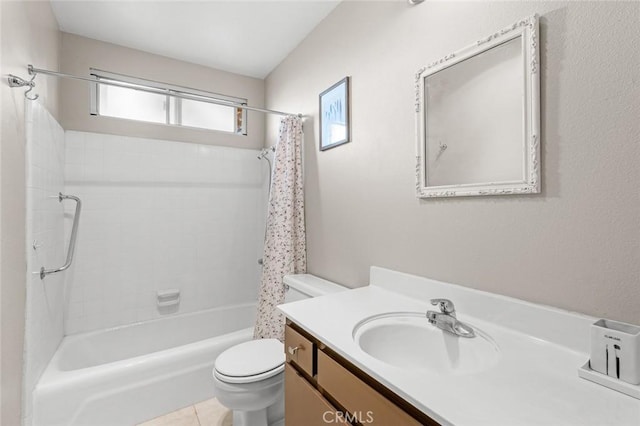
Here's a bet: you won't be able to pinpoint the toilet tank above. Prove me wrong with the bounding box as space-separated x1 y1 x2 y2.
283 274 347 303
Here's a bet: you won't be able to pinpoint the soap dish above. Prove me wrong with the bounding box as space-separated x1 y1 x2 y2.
578 361 640 400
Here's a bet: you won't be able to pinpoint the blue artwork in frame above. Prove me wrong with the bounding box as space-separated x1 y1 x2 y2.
319 77 350 151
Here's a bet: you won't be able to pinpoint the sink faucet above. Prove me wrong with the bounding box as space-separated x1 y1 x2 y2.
431 298 456 317
426 298 475 338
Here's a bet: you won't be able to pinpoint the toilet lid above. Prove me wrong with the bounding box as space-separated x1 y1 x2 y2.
215 339 285 382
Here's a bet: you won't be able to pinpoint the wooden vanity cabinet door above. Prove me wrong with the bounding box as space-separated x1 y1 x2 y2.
317 350 423 426
285 363 351 426
285 324 314 376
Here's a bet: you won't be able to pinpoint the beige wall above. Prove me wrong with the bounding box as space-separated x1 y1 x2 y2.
265 1 640 324
0 1 60 424
60 33 265 149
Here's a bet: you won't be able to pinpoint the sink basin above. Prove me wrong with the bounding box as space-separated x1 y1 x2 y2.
353 312 500 375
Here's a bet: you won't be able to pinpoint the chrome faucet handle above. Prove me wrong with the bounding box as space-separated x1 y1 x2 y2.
430 298 456 316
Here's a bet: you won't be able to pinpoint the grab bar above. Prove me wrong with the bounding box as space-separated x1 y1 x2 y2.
40 193 82 280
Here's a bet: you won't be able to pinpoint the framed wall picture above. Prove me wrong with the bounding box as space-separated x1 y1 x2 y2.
319 77 350 151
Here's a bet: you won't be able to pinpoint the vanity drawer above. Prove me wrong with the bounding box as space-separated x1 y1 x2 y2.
285 324 314 376
285 363 351 426
317 350 423 426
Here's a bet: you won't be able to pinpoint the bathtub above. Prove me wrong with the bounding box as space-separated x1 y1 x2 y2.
33 303 256 426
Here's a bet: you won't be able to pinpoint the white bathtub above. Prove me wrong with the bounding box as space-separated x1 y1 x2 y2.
33 303 256 426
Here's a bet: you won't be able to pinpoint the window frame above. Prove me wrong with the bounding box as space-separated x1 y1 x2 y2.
89 68 248 135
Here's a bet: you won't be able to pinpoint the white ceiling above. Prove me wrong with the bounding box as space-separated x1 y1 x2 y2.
50 0 341 79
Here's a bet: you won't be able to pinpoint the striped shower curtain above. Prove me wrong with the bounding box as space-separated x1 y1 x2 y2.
253 116 306 340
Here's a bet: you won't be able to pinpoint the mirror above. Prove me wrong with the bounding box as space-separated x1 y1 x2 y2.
415 15 540 198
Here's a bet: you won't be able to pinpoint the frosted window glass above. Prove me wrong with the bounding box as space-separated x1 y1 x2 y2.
92 72 245 134
99 84 166 124
180 99 236 132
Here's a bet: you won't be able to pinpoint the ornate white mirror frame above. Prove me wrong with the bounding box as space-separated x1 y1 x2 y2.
415 15 540 198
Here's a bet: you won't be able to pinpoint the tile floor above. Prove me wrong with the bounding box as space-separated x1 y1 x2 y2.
138 398 232 426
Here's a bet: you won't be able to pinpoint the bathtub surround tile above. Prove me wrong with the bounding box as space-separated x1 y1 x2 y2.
64 131 268 334
24 102 67 424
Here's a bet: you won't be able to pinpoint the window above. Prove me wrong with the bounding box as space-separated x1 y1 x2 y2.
90 69 247 135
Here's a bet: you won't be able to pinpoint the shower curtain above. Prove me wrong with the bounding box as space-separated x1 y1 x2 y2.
254 116 306 340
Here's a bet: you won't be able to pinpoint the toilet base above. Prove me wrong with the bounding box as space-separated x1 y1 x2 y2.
233 409 267 426
266 392 284 425
212 367 284 426
230 393 283 426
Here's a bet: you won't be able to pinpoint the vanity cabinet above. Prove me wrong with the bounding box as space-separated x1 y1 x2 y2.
285 324 314 376
285 363 350 426
284 321 438 426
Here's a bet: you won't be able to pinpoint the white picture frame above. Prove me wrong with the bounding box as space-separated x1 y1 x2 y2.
415 15 540 198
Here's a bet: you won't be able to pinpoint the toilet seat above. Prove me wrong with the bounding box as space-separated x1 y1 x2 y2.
214 339 285 384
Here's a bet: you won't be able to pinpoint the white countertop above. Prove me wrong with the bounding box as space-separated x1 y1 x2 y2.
278 268 640 426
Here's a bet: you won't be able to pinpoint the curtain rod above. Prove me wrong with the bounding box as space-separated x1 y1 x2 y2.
8 65 302 118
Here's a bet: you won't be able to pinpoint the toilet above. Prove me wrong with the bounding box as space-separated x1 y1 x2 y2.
212 274 347 426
